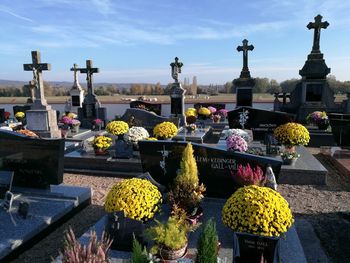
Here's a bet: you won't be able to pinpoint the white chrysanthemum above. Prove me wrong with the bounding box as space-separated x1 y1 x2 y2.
124 126 149 143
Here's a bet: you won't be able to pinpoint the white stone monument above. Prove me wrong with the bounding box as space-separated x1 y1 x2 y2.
67 63 84 113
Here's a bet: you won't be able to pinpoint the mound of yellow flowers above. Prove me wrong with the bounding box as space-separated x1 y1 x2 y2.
105 178 162 222
185 108 197 117
106 121 129 136
198 107 211 116
92 135 112 150
222 185 294 237
274 122 310 147
153 121 178 139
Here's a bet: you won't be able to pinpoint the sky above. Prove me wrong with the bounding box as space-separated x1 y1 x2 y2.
1 0 350 85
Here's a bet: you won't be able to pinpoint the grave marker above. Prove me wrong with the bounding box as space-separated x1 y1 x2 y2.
68 63 85 112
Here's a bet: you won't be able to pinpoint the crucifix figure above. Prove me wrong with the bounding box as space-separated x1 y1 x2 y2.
70 63 81 89
78 60 99 96
23 51 51 108
237 39 254 78
170 57 183 83
307 14 329 53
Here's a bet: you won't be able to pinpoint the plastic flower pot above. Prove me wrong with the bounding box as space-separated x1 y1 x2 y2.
317 121 329 130
94 148 109 156
282 157 297 166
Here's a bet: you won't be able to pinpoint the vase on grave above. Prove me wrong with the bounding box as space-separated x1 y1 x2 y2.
317 120 330 130
94 148 108 156
280 146 299 165
71 124 80 134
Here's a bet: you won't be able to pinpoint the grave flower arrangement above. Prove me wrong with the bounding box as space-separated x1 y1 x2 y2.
207 106 217 114
274 122 310 148
217 109 228 119
224 129 252 142
16 129 38 138
226 134 248 152
153 121 178 139
106 120 129 136
124 126 149 146
197 107 211 119
306 111 328 125
92 135 112 151
222 185 294 237
15 111 25 121
186 115 197 124
92 118 103 125
71 119 80 127
61 116 73 126
185 108 197 117
105 178 162 222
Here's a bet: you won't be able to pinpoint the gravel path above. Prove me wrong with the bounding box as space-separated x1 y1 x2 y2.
9 150 350 263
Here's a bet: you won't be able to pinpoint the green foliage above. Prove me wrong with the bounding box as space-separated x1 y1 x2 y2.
168 143 206 213
196 219 219 263
145 217 189 252
131 237 149 263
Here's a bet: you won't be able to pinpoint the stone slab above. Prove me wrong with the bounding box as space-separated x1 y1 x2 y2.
77 198 308 263
172 127 212 144
0 184 91 261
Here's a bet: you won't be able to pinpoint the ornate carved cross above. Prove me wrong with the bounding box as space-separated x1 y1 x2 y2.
70 63 81 88
170 57 183 83
307 14 329 53
237 39 254 76
78 60 99 95
23 51 51 107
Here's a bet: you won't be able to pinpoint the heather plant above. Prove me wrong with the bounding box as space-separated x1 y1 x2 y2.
196 219 219 263
59 227 112 263
232 163 266 186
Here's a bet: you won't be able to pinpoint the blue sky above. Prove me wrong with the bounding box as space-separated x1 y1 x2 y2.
1 0 350 84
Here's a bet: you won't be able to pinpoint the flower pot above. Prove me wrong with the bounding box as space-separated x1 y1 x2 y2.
94 148 108 156
233 232 280 263
317 122 329 130
105 211 146 251
92 123 102 131
158 244 187 261
282 157 297 166
71 125 80 133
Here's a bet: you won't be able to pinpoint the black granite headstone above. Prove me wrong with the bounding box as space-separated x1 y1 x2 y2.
0 109 5 123
83 103 96 118
228 107 295 141
130 101 162 116
139 140 282 198
171 97 182 115
0 130 64 188
0 171 14 199
120 108 179 135
236 88 253 107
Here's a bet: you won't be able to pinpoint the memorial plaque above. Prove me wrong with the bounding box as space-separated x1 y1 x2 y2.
306 83 322 101
228 107 295 141
130 101 162 116
139 140 282 198
236 88 253 107
120 108 179 135
0 130 64 188
71 95 81 107
0 171 14 199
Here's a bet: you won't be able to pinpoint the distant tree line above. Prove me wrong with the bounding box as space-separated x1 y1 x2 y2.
0 76 349 97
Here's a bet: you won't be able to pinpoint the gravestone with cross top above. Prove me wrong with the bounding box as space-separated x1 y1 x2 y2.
68 63 84 110
307 14 329 54
23 51 61 138
234 39 255 107
77 60 106 128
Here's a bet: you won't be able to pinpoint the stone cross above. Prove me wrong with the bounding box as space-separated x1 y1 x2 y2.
307 14 329 53
237 39 254 76
23 51 51 108
78 60 99 96
70 63 82 90
170 57 183 83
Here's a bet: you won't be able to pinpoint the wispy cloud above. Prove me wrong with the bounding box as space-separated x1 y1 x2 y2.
0 6 33 22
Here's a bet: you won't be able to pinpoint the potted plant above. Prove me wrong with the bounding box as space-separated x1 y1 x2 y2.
197 107 211 120
274 122 310 159
106 120 129 139
196 219 220 263
145 216 191 260
124 126 149 150
92 118 103 131
280 151 300 165
92 135 112 155
185 123 197 133
217 109 228 120
15 111 25 123
104 178 162 250
231 163 266 187
226 134 248 152
168 143 206 224
70 119 81 133
185 108 197 118
106 120 132 158
306 111 329 130
222 185 294 263
153 121 178 140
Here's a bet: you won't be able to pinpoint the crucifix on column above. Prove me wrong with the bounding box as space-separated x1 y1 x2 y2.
170 57 183 83
307 14 329 54
23 51 51 108
78 60 99 96
237 39 254 79
70 63 81 89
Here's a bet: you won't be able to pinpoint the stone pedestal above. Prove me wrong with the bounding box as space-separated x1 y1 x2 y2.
69 89 84 113
234 77 255 108
26 108 61 138
170 82 186 126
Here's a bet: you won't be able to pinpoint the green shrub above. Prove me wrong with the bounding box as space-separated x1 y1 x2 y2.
196 219 219 263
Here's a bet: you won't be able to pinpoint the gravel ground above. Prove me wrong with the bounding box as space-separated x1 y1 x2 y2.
9 149 350 263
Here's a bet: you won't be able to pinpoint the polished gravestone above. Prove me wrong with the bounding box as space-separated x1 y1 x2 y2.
130 100 162 116
329 113 350 146
139 140 282 198
0 185 91 262
0 130 64 189
120 108 179 135
228 107 295 140
77 199 307 263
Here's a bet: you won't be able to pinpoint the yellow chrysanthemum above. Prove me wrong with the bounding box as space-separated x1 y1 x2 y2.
198 107 211 116
92 135 112 150
15 112 25 119
106 121 129 136
104 178 162 222
273 122 310 147
153 121 178 139
185 108 197 117
222 185 294 237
